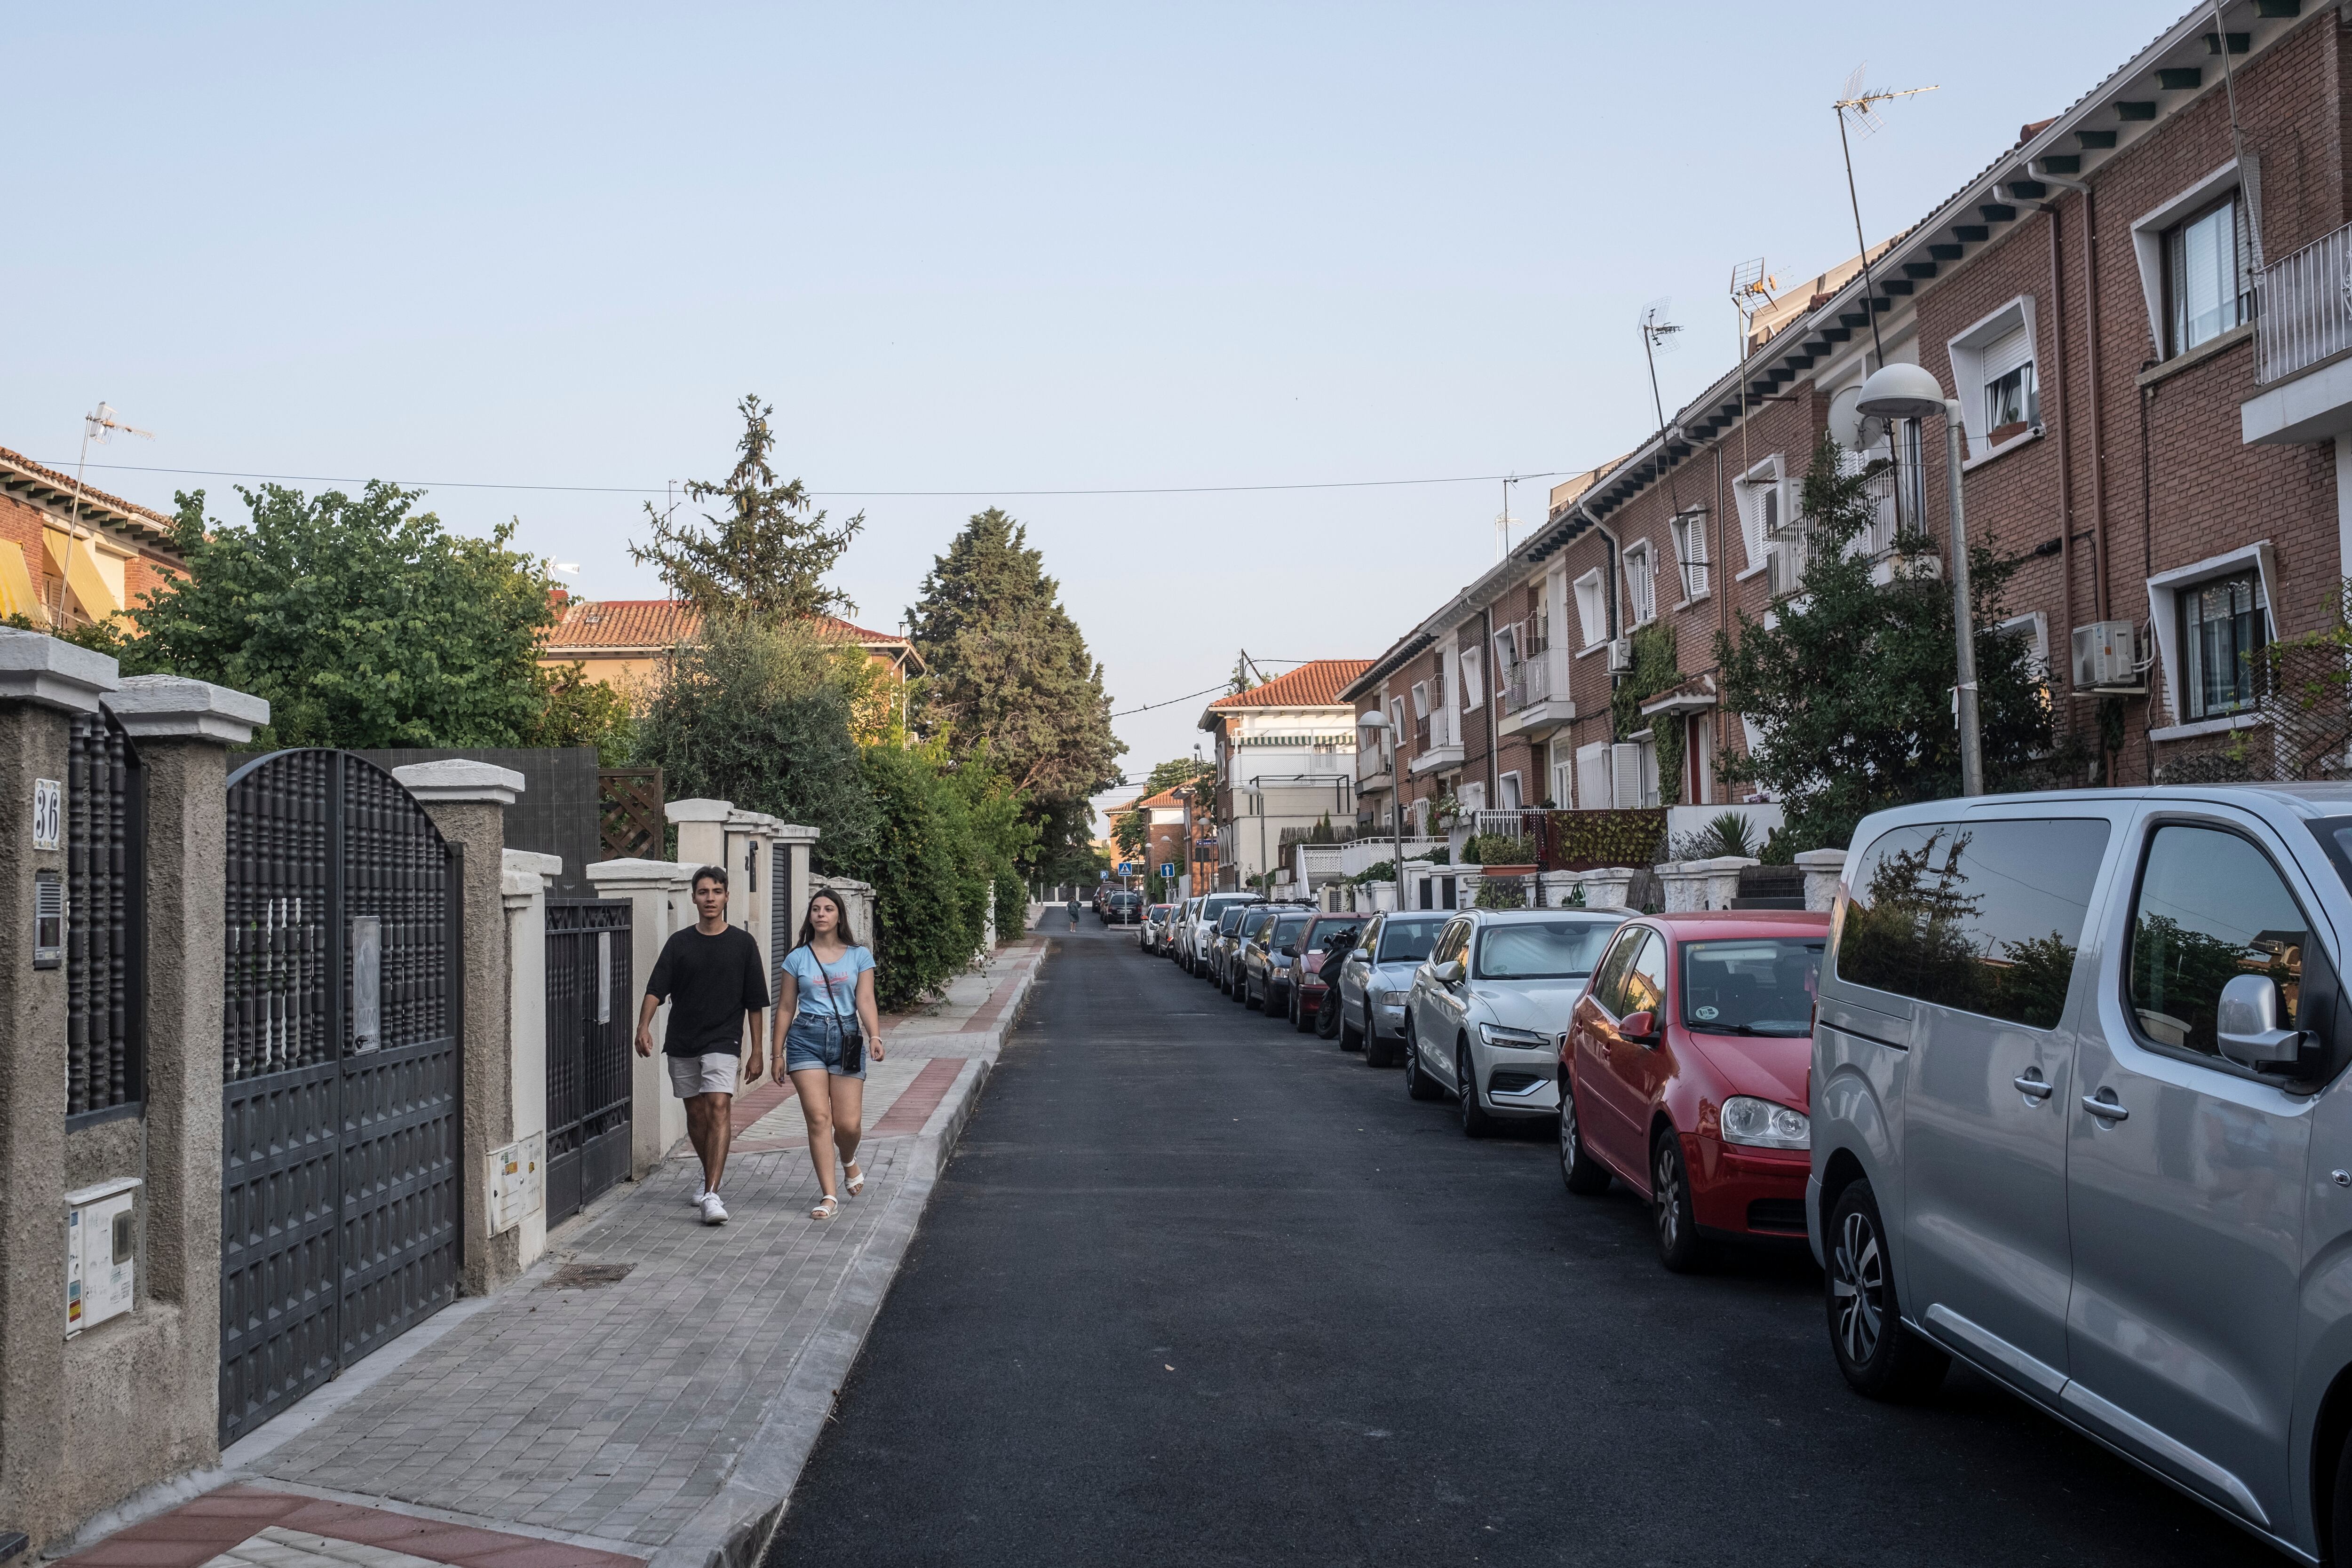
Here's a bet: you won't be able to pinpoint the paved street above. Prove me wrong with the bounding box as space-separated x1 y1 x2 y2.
770 918 2267 1568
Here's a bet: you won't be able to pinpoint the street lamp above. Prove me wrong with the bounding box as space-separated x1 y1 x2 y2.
1357 710 1404 911
1857 362 1985 797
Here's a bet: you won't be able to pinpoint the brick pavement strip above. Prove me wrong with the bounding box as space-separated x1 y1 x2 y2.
62 937 1046 1568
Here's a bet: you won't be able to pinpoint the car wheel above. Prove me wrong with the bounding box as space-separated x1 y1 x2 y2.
1359 1013 1388 1066
1403 1026 1441 1101
1336 1006 1361 1049
1319 994 1344 1042
1292 990 1312 1033
1652 1131 1708 1274
1826 1179 1949 1401
1558 1080 1611 1195
1457 1042 1498 1138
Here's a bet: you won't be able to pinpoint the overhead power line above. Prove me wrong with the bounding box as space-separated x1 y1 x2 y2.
34 458 1581 501
1111 683 1230 718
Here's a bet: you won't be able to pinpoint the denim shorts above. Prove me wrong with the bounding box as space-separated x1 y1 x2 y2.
782 1013 865 1078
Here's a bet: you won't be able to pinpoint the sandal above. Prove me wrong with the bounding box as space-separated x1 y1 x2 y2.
810 1195 839 1220
844 1161 865 1197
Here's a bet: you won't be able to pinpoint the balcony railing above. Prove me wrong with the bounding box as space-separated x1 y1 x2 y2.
1502 657 1553 714
2256 221 2352 385
1412 707 1461 752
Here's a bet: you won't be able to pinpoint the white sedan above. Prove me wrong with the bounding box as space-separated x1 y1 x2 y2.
1403 908 1624 1136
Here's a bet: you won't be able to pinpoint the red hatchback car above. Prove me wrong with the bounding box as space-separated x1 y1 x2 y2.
1558 910 1828 1272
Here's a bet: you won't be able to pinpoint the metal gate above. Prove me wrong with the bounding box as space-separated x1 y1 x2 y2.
545 899 632 1220
218 750 462 1445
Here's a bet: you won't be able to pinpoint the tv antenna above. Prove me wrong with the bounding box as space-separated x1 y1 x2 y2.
1637 299 1681 432
1832 66 1938 364
1727 260 1780 491
1494 474 1525 563
63 401 156 552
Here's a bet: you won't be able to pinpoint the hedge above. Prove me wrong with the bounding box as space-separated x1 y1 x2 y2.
1541 808 1667 870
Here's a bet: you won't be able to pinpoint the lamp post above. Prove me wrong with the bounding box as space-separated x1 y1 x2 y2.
1357 710 1403 911
1857 362 1985 796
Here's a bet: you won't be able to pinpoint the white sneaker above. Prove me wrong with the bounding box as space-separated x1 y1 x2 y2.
699 1191 729 1225
688 1186 707 1208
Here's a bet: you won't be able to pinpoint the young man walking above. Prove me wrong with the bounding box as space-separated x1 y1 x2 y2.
635 865 770 1225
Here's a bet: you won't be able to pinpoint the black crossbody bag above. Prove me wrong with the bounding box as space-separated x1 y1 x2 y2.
814 953 864 1074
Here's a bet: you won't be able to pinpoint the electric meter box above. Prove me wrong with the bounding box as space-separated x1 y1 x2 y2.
65 1176 140 1338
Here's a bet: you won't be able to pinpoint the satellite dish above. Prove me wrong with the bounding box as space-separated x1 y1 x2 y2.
1826 384 1888 451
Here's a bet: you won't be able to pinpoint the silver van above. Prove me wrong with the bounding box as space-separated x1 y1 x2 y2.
1809 785 2352 1560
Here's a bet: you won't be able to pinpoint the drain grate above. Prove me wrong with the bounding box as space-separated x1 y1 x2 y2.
543 1262 634 1289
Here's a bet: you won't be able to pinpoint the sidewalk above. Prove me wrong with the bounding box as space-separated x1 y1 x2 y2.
56 932 1049 1568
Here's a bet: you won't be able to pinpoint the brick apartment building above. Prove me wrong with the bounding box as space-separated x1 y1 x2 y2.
0 447 187 628
1353 0 2352 825
1197 658 1370 889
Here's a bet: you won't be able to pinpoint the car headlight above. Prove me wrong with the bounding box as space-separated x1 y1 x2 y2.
1719 1095 1810 1150
1377 988 1410 1007
1478 1022 1553 1049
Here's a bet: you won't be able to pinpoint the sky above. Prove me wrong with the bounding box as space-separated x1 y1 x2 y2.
7 2 2188 833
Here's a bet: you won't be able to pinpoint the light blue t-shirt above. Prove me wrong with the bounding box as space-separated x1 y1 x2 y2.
782 944 874 1017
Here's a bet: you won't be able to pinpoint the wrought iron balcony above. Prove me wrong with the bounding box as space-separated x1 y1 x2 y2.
2256 221 2351 385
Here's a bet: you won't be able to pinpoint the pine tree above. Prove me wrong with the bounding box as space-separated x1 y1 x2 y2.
630 396 862 618
906 508 1125 879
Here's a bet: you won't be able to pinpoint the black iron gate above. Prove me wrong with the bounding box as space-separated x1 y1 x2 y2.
218 750 462 1445
65 708 145 1120
545 899 632 1220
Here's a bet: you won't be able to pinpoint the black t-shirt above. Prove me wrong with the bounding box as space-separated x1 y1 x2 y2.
646 925 771 1058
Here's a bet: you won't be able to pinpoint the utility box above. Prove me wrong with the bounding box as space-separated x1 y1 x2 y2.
2072 620 2143 692
64 1177 140 1338
486 1132 544 1235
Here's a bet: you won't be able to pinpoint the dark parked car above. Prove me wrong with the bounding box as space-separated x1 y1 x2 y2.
1105 891 1143 926
1241 909 1317 1014
1220 905 1284 999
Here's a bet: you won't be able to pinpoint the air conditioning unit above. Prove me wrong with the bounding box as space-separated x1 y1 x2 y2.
1605 637 1635 675
2072 620 2143 691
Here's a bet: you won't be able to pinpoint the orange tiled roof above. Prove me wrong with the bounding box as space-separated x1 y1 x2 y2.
542 598 916 658
0 445 182 554
1131 785 1203 810
1204 658 1372 711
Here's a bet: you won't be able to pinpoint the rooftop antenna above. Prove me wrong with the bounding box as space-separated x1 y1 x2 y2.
1494 474 1524 562
59 404 156 622
1833 65 1939 364
1637 299 1690 522
1727 260 1780 520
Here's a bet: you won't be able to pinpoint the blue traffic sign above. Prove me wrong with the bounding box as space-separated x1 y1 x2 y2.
1160 863 1175 878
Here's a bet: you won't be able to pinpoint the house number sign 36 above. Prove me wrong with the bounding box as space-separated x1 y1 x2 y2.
32 778 61 852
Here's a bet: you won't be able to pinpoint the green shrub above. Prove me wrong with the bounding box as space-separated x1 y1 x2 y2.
1549 808 1666 869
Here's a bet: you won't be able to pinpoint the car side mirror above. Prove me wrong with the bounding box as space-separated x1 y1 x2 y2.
2217 974 2304 1069
1620 1009 1659 1043
1433 960 1465 986
1280 943 1298 958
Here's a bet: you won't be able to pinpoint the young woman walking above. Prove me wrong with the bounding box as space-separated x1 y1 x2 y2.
772 889 884 1220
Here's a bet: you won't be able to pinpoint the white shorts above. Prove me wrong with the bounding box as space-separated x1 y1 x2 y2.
667 1052 740 1099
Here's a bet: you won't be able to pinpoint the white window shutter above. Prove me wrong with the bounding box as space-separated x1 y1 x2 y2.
1576 743 1610 809
1610 743 1643 809
1981 324 2032 381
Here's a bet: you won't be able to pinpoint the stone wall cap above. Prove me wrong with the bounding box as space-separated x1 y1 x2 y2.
502 849 564 877
587 858 697 885
105 674 271 743
1794 848 1848 868
724 808 784 833
0 627 119 714
393 758 525 805
666 798 734 823
767 822 821 844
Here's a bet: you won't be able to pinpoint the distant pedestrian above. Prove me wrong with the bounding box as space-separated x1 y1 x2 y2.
635 865 770 1226
1066 896 1081 931
774 888 884 1221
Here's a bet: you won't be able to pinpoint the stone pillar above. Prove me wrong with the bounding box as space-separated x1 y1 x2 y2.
1797 848 1849 913
0 633 118 1554
392 759 524 1295
501 850 560 1267
1658 855 1759 912
586 858 697 1176
667 798 731 880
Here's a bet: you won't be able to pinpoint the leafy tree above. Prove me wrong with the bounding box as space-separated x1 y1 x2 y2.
906 507 1124 882
1142 755 1215 796
127 483 559 749
526 661 636 764
1716 436 2077 853
632 614 877 871
1112 807 1149 863
631 395 863 618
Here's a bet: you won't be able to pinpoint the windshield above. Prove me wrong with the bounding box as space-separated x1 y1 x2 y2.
1217 910 1248 935
1377 916 1449 963
1475 919 1617 981
1270 915 1310 946
1680 938 1824 1037
1238 910 1275 939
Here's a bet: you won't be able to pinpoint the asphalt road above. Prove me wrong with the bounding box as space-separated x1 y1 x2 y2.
767 918 2269 1567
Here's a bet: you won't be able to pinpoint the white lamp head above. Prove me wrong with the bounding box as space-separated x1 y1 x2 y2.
1855 362 1952 421
1357 711 1394 731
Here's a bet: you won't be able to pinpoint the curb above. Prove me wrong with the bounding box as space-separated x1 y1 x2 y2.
652 948 1037 1568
